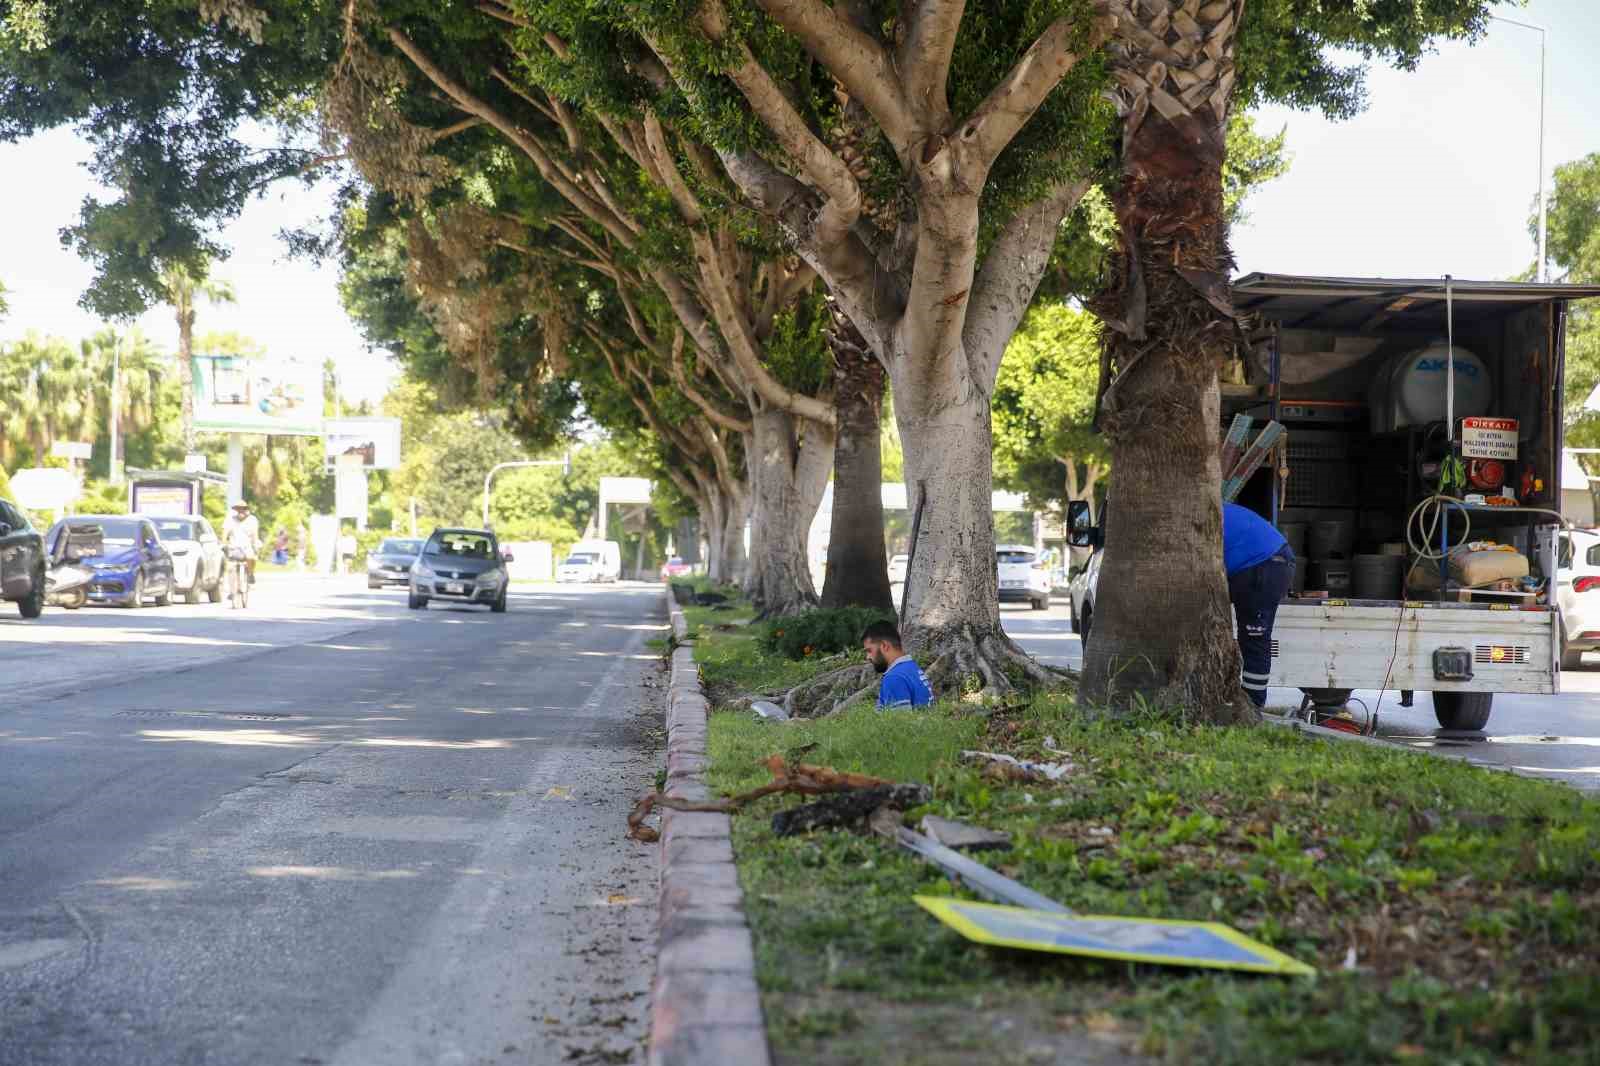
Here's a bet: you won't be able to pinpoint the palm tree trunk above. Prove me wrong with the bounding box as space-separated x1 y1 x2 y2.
820 315 892 612
1081 1 1251 723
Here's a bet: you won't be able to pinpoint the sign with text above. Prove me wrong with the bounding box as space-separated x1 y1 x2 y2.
324 417 402 470
192 354 323 436
1460 417 1519 460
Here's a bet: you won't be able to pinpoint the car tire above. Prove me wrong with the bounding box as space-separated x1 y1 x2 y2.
1433 691 1492 732
408 591 424 610
1031 594 1048 611
491 589 507 613
18 567 45 619
127 571 144 609
154 580 172 607
1078 607 1092 646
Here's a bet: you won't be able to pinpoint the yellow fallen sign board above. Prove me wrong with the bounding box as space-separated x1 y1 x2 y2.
915 896 1315 977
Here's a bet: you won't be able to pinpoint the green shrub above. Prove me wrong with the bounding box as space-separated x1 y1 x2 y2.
760 605 896 661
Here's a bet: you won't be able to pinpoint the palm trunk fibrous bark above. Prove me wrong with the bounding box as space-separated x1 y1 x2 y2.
1080 0 1255 724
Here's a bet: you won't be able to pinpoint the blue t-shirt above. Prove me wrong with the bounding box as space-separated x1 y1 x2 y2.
878 657 932 709
1222 503 1288 575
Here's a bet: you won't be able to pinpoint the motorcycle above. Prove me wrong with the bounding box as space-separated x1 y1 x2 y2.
45 522 103 609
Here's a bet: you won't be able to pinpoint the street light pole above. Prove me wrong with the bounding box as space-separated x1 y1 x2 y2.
481 454 572 529
1492 15 1548 281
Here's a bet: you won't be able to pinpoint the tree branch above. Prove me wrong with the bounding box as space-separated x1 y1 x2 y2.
897 0 965 128
386 28 640 253
743 0 916 158
965 178 1090 385
959 10 1114 171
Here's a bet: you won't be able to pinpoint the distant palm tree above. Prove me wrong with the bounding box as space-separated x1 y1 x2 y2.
160 263 235 452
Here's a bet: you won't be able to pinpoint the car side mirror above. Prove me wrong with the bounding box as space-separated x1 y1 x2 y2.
1066 500 1102 550
0 523 11 537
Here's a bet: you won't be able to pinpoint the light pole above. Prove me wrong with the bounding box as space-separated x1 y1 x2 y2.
1492 14 1548 281
481 454 571 529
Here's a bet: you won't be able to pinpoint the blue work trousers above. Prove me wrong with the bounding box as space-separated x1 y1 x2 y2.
1227 546 1295 706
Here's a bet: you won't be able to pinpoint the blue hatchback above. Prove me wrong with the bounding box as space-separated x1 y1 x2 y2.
46 515 177 608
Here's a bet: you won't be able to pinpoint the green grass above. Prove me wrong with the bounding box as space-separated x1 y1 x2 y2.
683 600 845 703
695 603 1600 1065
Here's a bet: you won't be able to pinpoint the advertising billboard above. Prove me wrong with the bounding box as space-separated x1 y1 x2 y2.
192 354 323 435
129 481 198 517
324 417 402 470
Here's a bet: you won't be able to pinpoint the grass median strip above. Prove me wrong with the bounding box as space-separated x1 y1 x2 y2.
693 602 1600 1065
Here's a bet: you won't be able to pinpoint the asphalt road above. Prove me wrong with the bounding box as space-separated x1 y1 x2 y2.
1002 595 1600 792
0 579 666 1066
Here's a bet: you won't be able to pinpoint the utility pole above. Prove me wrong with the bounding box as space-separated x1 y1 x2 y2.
1492 15 1549 281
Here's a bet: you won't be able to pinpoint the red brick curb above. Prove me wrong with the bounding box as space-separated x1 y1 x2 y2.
649 597 773 1066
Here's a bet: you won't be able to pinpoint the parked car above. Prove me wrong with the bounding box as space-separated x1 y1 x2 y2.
557 539 622 583
659 556 692 580
0 497 46 618
1556 528 1600 669
996 544 1051 610
887 554 909 584
148 515 224 603
368 537 425 589
1068 551 1102 645
46 515 176 608
409 528 508 612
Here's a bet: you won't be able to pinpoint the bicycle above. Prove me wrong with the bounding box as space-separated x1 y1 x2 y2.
224 546 251 609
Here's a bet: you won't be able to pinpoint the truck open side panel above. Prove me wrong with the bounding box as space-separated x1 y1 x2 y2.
1271 602 1557 696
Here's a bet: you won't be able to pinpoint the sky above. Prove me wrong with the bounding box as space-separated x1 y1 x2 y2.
1231 0 1597 281
0 0 1594 409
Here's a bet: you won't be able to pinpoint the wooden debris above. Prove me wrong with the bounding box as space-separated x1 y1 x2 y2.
771 784 932 837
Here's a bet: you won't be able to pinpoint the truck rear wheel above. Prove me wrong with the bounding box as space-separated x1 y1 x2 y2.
1433 691 1492 732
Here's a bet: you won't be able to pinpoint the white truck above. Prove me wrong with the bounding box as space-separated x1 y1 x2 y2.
556 539 622 583
1072 274 1600 731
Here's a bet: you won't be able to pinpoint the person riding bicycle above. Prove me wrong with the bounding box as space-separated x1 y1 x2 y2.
222 500 261 586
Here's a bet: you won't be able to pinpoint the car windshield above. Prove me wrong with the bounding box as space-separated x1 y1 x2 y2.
565 553 598 565
426 532 495 559
380 539 423 555
153 519 197 540
88 519 142 547
996 550 1036 566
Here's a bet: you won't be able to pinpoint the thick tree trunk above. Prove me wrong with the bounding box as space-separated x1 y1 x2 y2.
719 488 748 585
1080 86 1251 723
820 319 892 612
743 407 832 618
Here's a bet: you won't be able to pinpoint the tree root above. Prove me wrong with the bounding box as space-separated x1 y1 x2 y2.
771 784 932 836
776 623 1073 717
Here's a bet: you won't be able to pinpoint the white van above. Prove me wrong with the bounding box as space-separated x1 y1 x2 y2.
557 540 622 583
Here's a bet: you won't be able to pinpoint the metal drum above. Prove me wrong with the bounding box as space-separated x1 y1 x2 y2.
1308 559 1352 596
1308 518 1355 560
1353 553 1405 600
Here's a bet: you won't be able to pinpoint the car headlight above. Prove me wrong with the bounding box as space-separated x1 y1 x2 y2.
412 563 435 579
477 569 503 586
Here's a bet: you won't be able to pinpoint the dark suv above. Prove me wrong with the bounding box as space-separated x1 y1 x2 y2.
0 498 46 618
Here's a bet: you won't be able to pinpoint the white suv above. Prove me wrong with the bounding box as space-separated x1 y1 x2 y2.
996 544 1051 611
1557 528 1600 669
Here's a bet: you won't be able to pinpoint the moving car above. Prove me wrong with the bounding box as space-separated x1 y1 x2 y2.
557 539 622 583
887 554 909 585
148 514 223 603
368 536 425 589
1556 527 1600 669
47 515 176 608
0 497 46 618
1067 551 1102 645
996 544 1051 611
409 528 508 612
659 556 692 580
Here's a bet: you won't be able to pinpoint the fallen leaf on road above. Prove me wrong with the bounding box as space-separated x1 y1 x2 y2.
605 894 641 906
545 787 574 800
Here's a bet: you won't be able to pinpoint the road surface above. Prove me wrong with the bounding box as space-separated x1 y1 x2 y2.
1002 595 1600 792
0 579 666 1066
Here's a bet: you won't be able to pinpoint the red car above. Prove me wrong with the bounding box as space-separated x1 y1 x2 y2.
659 556 691 580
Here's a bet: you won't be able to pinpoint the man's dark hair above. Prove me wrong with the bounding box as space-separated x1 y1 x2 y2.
861 621 903 647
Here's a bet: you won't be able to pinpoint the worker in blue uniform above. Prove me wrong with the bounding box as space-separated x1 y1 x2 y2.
1223 502 1296 707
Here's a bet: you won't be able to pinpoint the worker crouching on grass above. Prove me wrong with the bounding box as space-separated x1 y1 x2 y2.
861 621 932 709
1223 502 1295 707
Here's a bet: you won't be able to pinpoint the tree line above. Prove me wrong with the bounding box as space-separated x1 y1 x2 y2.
0 0 1506 718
